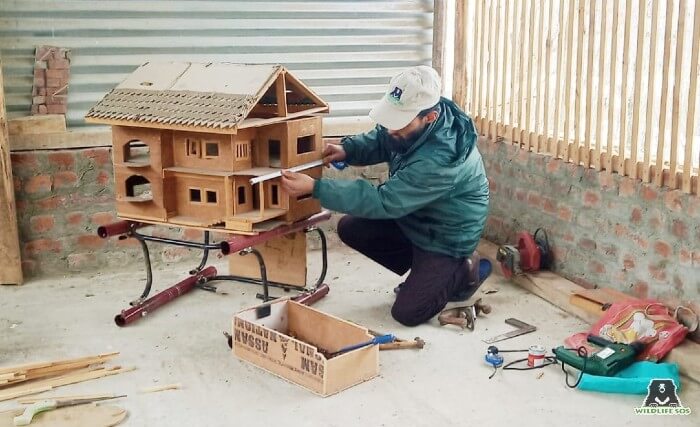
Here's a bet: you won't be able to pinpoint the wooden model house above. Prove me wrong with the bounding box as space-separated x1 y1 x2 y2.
86 62 328 233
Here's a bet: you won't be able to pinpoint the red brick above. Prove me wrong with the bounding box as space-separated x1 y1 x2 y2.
77 235 106 249
48 152 74 169
91 212 114 226
13 177 21 192
48 57 70 69
489 180 498 192
116 237 141 248
640 185 657 201
96 170 110 186
38 105 48 114
46 104 67 114
46 78 62 88
663 191 683 212
10 153 39 168
583 190 601 207
631 281 649 299
598 172 615 190
543 198 557 214
83 149 111 166
25 175 52 194
623 255 636 271
24 239 62 256
515 190 527 202
33 68 45 79
553 246 568 262
693 251 700 267
679 248 692 266
516 149 530 164
558 206 573 222
66 211 85 226
33 76 45 87
15 200 28 212
579 238 597 251
53 171 78 188
630 234 649 249
563 233 575 242
30 215 55 233
671 219 688 240
45 69 69 80
546 159 561 173
648 264 667 281
527 192 542 207
67 253 98 271
614 224 629 237
630 207 643 225
653 241 672 258
32 95 46 104
589 260 606 274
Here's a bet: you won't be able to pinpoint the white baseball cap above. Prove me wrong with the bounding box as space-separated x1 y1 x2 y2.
369 65 442 130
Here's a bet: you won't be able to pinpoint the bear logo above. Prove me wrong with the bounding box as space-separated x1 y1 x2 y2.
642 379 682 407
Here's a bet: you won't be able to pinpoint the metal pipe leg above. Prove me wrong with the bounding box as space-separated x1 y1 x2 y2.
240 248 270 301
131 238 153 306
306 226 328 289
190 231 211 275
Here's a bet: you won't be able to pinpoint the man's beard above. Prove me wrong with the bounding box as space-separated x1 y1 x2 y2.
381 125 426 154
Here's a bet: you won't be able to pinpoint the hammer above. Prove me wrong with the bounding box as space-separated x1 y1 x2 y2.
368 329 425 351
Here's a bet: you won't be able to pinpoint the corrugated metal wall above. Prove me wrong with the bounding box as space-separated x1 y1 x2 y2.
0 0 433 133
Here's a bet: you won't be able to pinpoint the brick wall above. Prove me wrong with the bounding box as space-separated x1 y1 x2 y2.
479 138 700 311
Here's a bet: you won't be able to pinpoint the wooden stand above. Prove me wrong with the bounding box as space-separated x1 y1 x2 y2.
0 59 23 285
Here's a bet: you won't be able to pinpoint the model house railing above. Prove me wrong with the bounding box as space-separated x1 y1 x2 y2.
453 0 700 195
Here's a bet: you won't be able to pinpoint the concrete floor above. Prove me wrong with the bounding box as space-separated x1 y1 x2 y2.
1 247 698 426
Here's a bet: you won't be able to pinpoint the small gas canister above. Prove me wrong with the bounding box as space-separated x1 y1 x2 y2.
527 345 546 367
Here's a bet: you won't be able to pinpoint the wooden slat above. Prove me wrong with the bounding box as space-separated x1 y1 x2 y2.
594 0 608 170
630 0 648 179
470 0 481 115
607 0 621 173
562 0 577 161
543 0 555 154
643 0 661 182
525 0 536 150
432 0 447 92
452 0 467 110
491 0 501 139
583 0 596 168
0 58 23 286
572 0 586 166
553 1 567 157
8 115 66 135
656 0 676 186
669 0 687 189
510 0 521 140
501 0 510 135
534 2 546 152
478 0 489 129
683 0 700 193
617 0 633 175
516 0 529 144
483 0 493 135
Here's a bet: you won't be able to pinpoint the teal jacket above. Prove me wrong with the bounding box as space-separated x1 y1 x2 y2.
312 97 489 258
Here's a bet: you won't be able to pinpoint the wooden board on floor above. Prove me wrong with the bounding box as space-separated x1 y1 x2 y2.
476 239 700 384
0 405 126 427
8 114 66 135
229 231 307 287
0 59 23 285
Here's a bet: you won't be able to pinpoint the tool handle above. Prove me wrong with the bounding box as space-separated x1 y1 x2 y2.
14 400 58 426
331 161 347 170
335 334 395 355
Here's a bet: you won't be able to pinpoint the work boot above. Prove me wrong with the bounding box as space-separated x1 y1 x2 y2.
449 254 492 302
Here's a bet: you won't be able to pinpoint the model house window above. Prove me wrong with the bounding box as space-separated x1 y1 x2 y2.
124 140 150 164
269 140 281 167
270 184 280 207
206 190 218 204
297 135 315 154
189 188 202 203
186 139 200 157
235 141 250 160
205 142 219 158
125 175 152 200
237 186 246 204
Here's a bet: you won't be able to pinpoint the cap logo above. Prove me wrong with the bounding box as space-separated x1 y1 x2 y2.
388 86 403 105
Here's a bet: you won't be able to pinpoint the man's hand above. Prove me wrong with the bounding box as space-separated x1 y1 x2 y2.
280 170 316 197
322 143 347 167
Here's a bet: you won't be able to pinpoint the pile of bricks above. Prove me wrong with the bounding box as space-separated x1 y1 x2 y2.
32 46 70 115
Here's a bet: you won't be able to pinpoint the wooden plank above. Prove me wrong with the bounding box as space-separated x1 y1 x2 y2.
629 0 647 179
583 0 596 168
470 0 482 115
655 0 675 186
8 115 66 135
553 1 566 157
510 0 520 140
533 1 546 152
485 0 494 138
432 0 447 93
595 0 608 170
0 59 23 286
543 0 554 154
607 0 621 173
9 128 112 151
617 0 633 175
643 0 661 182
524 0 536 149
500 0 510 136
0 352 119 376
491 0 501 139
479 0 489 123
275 72 288 117
17 393 117 404
683 0 700 193
669 0 687 189
562 0 577 161
453 0 467 110
572 0 586 166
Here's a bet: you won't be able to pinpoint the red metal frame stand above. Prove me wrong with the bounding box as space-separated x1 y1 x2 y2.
98 211 333 326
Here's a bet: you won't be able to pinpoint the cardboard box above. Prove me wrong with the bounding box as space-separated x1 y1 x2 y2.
232 299 379 396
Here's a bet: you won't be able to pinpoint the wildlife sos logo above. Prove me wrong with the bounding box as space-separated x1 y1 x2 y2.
634 379 691 415
387 86 403 105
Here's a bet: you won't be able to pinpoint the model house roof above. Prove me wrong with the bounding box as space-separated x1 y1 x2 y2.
85 62 328 133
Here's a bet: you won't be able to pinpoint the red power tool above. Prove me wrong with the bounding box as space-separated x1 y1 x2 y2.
496 229 552 278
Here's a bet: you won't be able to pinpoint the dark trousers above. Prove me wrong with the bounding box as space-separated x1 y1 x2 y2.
337 215 469 326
